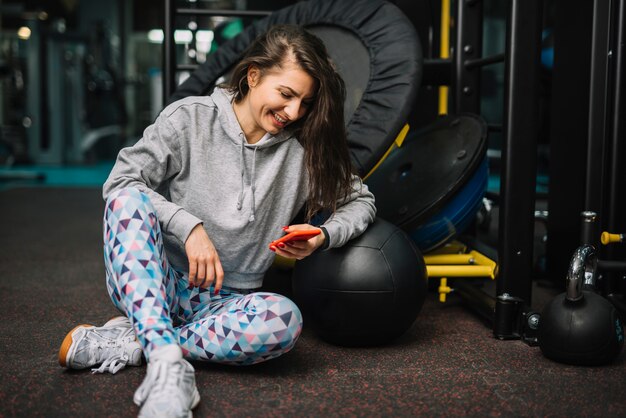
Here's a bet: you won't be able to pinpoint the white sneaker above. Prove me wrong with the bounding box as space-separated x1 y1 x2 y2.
134 358 200 418
58 316 143 374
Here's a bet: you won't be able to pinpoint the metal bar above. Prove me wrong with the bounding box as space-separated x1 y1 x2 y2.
424 254 475 264
176 8 271 17
598 260 626 271
177 64 199 71
545 0 594 287
580 210 599 247
494 0 543 339
607 0 626 293
425 251 496 267
427 265 496 278
163 0 177 106
464 53 505 69
422 58 453 86
438 0 451 114
25 19 42 162
608 0 625 230
585 0 612 213
453 0 483 114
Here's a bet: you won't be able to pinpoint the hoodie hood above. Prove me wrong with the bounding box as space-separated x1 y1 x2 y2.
211 86 295 149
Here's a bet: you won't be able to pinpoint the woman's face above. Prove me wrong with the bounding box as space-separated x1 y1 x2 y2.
244 59 316 140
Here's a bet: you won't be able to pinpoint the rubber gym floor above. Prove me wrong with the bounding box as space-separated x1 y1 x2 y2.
1 176 625 417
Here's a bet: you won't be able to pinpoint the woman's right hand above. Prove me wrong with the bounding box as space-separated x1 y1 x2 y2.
184 224 224 292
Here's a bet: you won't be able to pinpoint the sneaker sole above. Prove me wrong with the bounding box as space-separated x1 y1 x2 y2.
58 324 94 368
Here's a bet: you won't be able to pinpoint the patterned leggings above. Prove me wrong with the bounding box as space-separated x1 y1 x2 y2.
103 187 303 365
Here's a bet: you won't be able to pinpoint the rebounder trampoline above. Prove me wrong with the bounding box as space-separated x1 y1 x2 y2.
169 0 422 177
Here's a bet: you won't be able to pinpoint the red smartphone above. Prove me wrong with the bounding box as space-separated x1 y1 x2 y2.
269 229 321 250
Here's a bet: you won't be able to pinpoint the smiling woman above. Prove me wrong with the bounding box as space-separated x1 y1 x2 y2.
57 23 376 418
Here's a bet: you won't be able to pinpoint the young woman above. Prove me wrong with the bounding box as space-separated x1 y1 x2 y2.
58 24 376 417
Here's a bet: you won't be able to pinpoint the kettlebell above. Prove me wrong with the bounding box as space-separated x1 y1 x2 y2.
538 245 624 366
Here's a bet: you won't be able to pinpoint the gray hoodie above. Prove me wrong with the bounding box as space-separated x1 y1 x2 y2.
103 87 376 289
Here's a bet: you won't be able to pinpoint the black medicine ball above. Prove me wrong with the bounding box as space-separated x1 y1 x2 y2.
292 217 428 346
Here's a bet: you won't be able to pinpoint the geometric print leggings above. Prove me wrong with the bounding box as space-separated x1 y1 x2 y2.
103 187 303 366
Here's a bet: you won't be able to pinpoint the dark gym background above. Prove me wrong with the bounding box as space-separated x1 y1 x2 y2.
1 0 625 417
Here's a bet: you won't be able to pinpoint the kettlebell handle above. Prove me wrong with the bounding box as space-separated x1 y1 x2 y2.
566 244 598 301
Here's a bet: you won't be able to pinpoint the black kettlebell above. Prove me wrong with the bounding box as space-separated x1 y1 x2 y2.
538 245 624 366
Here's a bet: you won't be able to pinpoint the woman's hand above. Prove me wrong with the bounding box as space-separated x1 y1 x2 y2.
272 224 325 260
184 224 224 292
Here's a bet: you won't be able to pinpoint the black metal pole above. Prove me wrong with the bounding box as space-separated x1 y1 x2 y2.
608 1 624 230
422 58 453 86
464 53 505 70
494 0 543 339
585 0 613 214
163 0 176 107
545 0 595 287
453 0 483 114
607 0 626 294
580 211 600 247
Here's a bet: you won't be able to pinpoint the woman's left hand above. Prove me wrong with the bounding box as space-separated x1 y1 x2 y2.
273 224 325 260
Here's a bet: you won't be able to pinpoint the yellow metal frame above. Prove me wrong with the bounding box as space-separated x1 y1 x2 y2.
438 0 451 115
423 241 498 302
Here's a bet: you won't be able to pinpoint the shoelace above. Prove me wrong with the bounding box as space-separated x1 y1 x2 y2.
91 353 130 374
90 326 137 374
134 360 186 405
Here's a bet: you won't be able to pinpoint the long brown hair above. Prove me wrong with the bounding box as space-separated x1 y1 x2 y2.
226 24 355 221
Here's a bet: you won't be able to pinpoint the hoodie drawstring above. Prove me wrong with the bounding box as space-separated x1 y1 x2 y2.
236 133 258 222
236 137 245 211
249 147 257 222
